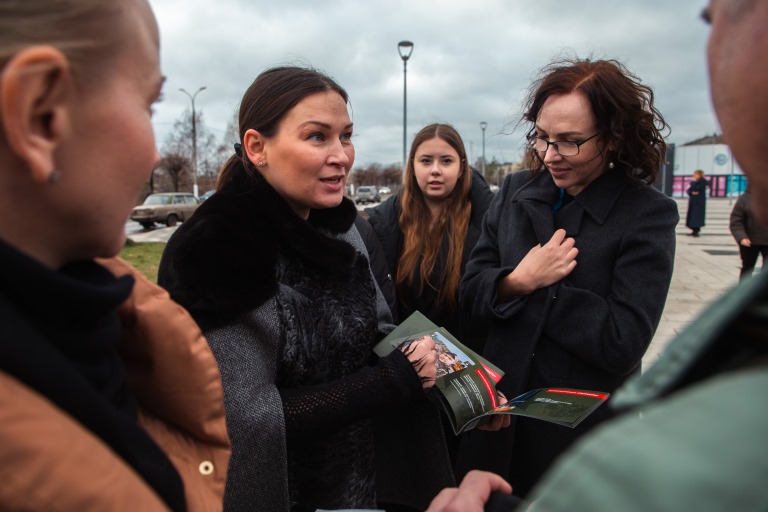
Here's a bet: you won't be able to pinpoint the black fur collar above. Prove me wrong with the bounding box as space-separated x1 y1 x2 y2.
158 171 359 327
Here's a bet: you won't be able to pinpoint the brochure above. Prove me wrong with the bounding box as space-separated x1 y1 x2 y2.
375 311 610 435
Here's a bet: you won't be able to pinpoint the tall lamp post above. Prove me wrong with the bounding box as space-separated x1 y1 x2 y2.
398 41 414 174
480 121 488 177
179 86 207 198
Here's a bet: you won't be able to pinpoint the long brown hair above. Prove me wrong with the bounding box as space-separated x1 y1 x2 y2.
397 123 472 312
522 58 669 185
216 66 349 189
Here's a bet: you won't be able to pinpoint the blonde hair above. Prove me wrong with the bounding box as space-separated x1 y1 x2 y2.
0 1 127 88
693 169 705 179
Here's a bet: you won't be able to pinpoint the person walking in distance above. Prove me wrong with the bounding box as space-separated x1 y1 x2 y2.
729 185 768 280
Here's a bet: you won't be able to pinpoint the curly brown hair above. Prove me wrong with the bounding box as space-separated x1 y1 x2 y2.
522 58 669 186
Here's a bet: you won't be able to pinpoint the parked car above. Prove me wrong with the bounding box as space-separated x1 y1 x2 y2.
378 186 391 194
130 192 199 229
354 186 381 205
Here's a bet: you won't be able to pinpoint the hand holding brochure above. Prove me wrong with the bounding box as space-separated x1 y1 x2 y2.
375 311 610 435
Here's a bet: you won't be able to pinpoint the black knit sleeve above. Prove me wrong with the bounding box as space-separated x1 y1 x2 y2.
279 349 425 442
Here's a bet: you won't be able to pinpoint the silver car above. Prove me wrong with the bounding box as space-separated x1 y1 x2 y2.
130 192 199 229
354 186 381 205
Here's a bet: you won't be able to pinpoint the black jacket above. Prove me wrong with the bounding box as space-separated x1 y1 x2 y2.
354 214 398 320
365 170 494 353
455 168 679 496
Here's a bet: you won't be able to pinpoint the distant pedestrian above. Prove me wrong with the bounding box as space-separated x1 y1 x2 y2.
686 169 709 237
729 185 768 280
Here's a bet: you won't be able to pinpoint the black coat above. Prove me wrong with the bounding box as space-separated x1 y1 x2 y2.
365 170 494 353
686 178 709 229
455 169 679 496
730 189 768 245
354 214 398 321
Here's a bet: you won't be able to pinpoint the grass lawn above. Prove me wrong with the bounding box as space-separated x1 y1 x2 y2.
119 240 166 284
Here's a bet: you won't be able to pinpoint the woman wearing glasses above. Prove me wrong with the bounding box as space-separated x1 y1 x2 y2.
455 58 678 497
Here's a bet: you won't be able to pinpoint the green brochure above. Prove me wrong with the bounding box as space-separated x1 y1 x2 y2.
375 311 610 435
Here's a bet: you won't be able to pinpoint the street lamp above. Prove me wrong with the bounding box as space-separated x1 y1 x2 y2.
179 86 207 198
398 40 414 173
480 121 488 177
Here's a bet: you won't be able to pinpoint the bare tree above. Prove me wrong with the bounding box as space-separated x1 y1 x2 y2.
350 163 381 187
162 108 224 193
382 164 403 190
157 153 189 192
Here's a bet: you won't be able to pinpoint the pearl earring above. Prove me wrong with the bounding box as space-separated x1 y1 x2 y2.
49 170 61 184
608 161 615 169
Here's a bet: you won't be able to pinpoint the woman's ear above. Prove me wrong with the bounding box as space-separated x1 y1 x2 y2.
0 46 72 183
243 128 267 168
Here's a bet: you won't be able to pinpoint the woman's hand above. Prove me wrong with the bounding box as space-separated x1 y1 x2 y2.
740 238 752 247
478 391 512 431
399 335 438 389
426 470 513 512
498 229 578 299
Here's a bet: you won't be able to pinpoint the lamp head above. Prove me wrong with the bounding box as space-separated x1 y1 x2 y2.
398 40 414 61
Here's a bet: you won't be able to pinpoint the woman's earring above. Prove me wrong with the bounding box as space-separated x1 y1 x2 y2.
257 161 265 167
608 161 615 169
49 169 61 184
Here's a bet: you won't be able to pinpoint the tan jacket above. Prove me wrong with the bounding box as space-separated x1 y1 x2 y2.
0 257 230 511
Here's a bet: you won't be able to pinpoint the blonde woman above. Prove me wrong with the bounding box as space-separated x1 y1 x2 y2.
0 0 229 509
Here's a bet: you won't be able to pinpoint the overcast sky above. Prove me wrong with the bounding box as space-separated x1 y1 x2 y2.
150 0 716 169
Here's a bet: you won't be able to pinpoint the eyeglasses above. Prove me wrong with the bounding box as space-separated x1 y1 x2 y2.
527 133 599 157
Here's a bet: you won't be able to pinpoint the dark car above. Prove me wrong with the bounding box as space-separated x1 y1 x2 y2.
130 192 199 229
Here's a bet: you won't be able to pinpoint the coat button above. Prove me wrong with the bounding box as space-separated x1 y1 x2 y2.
199 461 214 475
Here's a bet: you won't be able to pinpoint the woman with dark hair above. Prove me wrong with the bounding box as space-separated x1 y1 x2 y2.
366 123 499 469
158 66 455 511
366 123 494 351
455 58 679 497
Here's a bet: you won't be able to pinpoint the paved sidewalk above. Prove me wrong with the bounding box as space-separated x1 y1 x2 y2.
126 224 178 243
642 197 753 370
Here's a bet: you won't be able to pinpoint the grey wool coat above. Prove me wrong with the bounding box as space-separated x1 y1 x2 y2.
158 171 454 511
455 168 679 496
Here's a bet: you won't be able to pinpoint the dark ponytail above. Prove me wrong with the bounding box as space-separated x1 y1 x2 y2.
216 153 257 190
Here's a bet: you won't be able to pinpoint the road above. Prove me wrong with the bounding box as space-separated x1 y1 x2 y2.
125 220 146 236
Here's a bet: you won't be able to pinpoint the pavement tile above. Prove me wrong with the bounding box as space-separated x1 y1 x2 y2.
643 197 760 371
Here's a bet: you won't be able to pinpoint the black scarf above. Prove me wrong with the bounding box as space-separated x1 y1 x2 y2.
0 238 186 511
